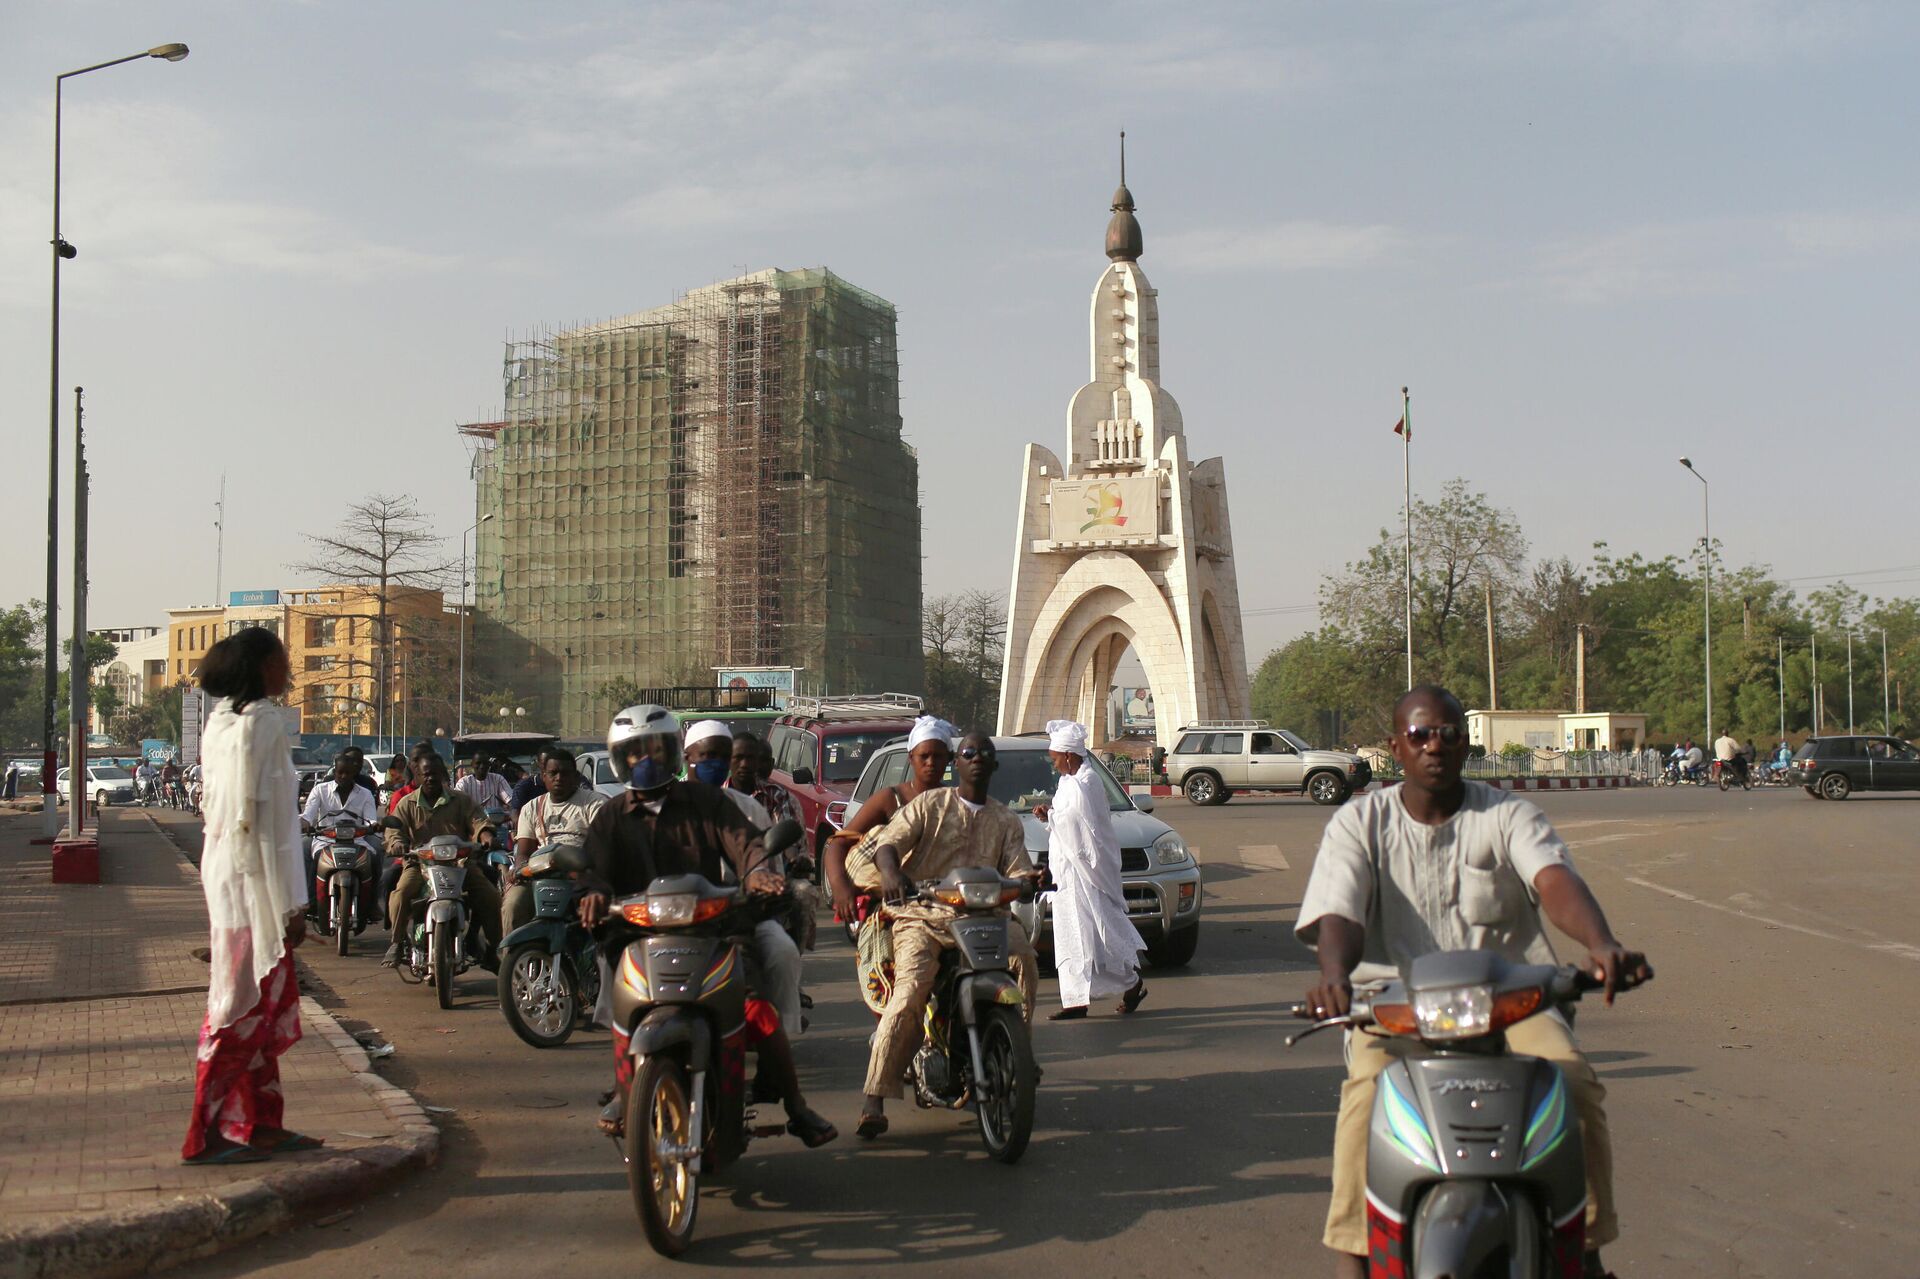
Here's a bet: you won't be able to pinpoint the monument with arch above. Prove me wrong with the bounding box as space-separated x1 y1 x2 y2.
997 154 1251 749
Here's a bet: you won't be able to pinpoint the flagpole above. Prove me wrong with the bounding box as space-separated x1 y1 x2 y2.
1402 386 1413 690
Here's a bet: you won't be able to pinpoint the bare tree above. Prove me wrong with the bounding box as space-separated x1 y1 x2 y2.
292 495 458 740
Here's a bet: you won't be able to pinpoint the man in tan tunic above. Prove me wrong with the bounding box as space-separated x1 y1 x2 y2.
853 731 1038 1139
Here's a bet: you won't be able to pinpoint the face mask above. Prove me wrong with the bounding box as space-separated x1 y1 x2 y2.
628 756 674 791
691 759 729 788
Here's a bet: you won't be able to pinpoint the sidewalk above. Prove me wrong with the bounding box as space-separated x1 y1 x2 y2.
0 808 436 1279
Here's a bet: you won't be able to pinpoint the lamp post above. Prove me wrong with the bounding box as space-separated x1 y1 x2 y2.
1882 629 1892 734
42 42 190 839
1678 457 1712 745
457 513 493 736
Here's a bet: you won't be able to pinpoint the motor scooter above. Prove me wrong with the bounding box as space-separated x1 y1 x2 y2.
499 842 598 1048
883 866 1038 1163
312 820 379 957
599 819 810 1256
386 825 508 1009
1287 950 1649 1278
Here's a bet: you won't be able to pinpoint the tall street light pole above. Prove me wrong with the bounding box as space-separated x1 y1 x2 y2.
457 513 493 736
42 42 190 840
1883 629 1892 734
1679 457 1712 746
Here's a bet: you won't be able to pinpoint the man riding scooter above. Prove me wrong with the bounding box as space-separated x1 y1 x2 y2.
576 704 835 1148
382 754 502 969
300 752 381 903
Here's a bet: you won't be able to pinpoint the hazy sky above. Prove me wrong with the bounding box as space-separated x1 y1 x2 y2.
6 1 1918 670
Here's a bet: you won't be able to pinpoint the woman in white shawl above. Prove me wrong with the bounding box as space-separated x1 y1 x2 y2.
1038 719 1146 1019
181 627 317 1165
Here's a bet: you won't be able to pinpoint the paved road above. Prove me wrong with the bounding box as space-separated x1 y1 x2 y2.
154 786 1918 1277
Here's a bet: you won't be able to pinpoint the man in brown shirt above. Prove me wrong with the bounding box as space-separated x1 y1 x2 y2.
381 754 500 967
856 731 1038 1138
576 705 834 1148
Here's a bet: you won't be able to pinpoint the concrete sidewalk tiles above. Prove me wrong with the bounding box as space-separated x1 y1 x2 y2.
0 809 437 1279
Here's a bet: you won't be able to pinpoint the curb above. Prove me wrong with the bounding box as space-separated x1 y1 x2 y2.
0 991 438 1279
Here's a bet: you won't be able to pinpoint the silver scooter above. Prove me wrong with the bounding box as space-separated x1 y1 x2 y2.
313 820 377 957
393 833 501 1009
1288 950 1648 1277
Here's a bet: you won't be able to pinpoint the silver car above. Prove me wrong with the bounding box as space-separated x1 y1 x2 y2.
1165 723 1371 806
842 736 1203 967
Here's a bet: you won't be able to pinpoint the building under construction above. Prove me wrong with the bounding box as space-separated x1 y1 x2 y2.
461 268 922 737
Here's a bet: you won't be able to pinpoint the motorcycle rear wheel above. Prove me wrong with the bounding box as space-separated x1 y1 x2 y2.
433 920 456 1009
335 884 352 957
499 944 576 1047
628 1056 699 1256
974 1005 1036 1163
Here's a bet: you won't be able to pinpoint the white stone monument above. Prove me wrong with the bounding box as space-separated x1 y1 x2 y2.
997 159 1251 749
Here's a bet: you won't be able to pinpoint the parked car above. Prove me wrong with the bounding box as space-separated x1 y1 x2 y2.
1164 722 1371 806
1790 735 1920 800
767 694 926 858
844 736 1204 967
54 764 137 809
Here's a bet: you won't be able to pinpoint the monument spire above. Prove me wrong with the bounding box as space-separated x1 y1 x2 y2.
1105 130 1143 262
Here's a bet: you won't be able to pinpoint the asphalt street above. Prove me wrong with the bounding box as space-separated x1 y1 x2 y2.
152 785 1918 1278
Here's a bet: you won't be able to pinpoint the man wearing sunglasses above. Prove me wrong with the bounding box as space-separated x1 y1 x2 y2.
851 731 1040 1139
1296 686 1651 1279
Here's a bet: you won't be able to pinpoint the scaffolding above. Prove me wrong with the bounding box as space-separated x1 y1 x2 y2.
461 268 922 737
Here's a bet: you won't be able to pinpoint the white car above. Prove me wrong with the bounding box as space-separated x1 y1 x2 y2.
55 764 137 808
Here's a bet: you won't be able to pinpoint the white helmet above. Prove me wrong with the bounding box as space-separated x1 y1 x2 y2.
607 704 682 791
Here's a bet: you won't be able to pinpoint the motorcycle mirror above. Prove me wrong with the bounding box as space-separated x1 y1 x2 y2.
763 817 803 857
789 768 815 787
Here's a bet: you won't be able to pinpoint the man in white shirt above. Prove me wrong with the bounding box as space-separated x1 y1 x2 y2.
454 752 513 812
503 748 606 934
1712 730 1747 786
300 753 381 896
1297 685 1651 1279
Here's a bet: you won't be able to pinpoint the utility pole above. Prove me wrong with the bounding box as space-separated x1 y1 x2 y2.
1847 632 1855 734
67 387 88 838
213 471 225 605
1811 633 1821 733
1882 630 1892 735
1777 636 1785 744
1742 597 1751 643
1484 576 1498 710
1401 386 1413 691
1575 624 1588 714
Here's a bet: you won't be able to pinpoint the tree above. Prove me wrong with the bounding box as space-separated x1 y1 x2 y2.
922 590 1005 732
0 602 46 750
292 495 458 742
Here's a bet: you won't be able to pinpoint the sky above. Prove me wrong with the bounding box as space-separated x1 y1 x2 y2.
5 0 1919 672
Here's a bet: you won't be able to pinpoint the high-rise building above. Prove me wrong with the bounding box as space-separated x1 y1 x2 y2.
463 268 922 736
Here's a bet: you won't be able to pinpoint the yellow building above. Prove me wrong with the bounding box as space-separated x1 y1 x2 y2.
165 587 452 736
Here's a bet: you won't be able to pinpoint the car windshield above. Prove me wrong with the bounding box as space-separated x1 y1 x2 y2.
1277 728 1315 752
985 749 1132 813
820 732 899 784
92 765 131 780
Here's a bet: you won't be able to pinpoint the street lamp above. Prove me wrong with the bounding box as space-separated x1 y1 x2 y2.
43 41 190 839
1678 458 1713 746
457 513 494 736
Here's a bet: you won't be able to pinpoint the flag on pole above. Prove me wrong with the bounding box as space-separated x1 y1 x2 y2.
1393 412 1410 439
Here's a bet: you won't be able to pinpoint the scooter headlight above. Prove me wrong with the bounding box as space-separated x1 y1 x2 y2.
646 892 696 926
1411 984 1493 1040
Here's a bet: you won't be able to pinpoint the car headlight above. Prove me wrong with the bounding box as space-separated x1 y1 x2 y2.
1411 984 1493 1040
1153 831 1192 866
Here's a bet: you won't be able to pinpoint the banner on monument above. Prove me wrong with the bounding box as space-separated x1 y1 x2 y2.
1049 477 1158 543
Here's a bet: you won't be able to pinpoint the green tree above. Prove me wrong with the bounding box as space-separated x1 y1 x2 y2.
0 602 47 750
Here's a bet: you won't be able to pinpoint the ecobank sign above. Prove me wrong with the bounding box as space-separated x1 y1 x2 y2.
229 590 280 607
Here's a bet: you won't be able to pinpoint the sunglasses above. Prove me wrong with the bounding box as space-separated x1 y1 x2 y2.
1402 724 1464 747
956 746 996 761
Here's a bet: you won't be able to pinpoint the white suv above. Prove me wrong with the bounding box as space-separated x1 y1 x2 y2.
1164 722 1371 806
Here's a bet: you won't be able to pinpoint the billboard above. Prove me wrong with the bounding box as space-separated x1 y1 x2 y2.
717 667 797 708
1048 477 1158 543
180 689 204 767
229 589 280 607
1120 686 1156 735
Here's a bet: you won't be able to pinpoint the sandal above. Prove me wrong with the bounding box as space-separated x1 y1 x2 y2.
252 1130 325 1153
182 1141 270 1166
1117 980 1148 1015
855 1110 888 1140
786 1108 838 1148
1048 1005 1088 1021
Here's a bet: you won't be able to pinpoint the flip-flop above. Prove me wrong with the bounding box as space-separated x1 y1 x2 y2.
182 1143 270 1166
1048 1005 1088 1021
254 1132 325 1153
1117 981 1148 1015
786 1108 838 1148
855 1111 888 1140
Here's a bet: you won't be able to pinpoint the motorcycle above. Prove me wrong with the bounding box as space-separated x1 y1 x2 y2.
599 819 811 1256
1716 757 1751 792
312 820 379 957
387 825 507 1009
498 842 599 1048
882 867 1039 1164
1287 950 1648 1278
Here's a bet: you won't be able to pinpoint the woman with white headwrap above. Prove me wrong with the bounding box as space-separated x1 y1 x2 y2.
824 716 954 959
1041 719 1146 1019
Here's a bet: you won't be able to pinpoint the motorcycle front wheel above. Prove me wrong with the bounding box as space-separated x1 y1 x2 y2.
628 1056 699 1256
335 883 352 957
974 1005 1036 1163
499 944 576 1047
433 920 456 1009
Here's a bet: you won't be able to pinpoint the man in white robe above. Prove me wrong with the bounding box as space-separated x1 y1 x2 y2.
1039 719 1146 1019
